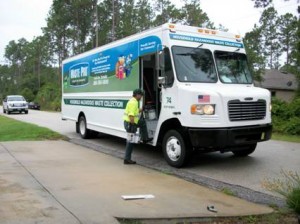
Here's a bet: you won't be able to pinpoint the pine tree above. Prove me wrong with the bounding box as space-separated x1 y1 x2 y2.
135 0 153 32
278 13 298 66
259 7 281 69
244 25 266 81
181 0 213 28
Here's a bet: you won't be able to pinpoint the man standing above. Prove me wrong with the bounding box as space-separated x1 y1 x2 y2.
123 89 152 164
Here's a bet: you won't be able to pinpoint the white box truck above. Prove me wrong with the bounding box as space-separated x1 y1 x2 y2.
62 23 272 167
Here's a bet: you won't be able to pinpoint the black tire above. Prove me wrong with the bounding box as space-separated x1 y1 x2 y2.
232 143 257 157
162 129 191 168
3 108 5 114
78 115 91 139
25 111 28 114
7 110 10 115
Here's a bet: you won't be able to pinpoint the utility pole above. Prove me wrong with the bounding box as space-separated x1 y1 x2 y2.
161 0 164 25
95 0 99 47
112 0 115 41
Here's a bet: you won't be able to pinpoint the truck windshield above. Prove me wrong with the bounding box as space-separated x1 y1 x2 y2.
215 51 253 84
172 46 217 83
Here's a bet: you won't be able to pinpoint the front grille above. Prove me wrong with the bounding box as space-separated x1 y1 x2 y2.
228 100 266 121
12 103 23 107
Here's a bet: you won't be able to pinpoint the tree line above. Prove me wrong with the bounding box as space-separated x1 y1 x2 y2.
0 0 299 110
244 6 299 81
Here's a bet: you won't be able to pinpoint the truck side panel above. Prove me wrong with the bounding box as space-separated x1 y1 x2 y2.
62 35 162 139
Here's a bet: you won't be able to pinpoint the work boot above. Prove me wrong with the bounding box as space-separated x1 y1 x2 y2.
124 159 136 165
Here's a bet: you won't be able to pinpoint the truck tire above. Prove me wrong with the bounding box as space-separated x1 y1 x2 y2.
3 108 5 114
78 116 91 139
25 110 28 114
7 110 10 115
162 129 191 168
232 143 257 157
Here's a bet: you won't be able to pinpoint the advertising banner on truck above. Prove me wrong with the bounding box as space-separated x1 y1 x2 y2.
63 36 162 93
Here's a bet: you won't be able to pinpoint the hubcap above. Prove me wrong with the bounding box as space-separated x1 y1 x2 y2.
166 137 181 162
79 119 86 135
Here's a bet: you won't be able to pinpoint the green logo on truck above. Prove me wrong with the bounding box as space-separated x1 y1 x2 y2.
69 63 89 86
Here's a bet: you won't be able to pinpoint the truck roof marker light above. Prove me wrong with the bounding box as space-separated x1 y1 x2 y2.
198 29 204 33
235 35 241 39
169 24 176 33
212 31 217 35
205 30 210 34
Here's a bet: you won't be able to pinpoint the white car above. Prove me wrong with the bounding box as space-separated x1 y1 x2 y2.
3 95 28 114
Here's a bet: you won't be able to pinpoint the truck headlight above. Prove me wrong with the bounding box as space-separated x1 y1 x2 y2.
191 104 215 115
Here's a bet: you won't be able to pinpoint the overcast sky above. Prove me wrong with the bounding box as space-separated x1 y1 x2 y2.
0 0 298 63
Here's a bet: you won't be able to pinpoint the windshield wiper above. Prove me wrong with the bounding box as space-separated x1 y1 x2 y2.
176 44 204 56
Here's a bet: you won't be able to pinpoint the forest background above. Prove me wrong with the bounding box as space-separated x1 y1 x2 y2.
0 0 299 135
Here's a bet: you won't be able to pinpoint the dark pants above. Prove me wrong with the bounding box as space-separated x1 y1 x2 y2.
124 118 149 161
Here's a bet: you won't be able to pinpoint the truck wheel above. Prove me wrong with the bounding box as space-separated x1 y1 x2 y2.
3 108 5 114
7 110 10 115
232 144 257 157
162 129 191 168
25 110 28 114
78 116 90 139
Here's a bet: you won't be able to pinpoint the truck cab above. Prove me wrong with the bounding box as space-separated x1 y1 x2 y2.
141 24 272 167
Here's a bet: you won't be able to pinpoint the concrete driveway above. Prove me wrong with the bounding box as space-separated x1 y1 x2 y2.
0 141 273 224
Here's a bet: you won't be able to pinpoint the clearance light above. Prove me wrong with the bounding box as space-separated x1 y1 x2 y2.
212 31 217 35
169 24 175 29
169 24 176 32
205 30 210 34
198 29 204 33
235 35 241 39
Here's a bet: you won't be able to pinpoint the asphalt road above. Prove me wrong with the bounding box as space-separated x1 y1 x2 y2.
2 109 300 206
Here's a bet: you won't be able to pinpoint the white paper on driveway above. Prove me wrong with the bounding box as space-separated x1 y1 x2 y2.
121 194 155 200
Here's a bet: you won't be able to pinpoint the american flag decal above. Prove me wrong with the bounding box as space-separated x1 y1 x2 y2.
198 95 210 103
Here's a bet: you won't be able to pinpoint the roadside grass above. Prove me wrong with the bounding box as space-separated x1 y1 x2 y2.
221 187 236 196
272 133 300 143
0 115 65 141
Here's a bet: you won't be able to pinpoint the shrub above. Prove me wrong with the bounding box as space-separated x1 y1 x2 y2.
35 83 61 111
20 87 35 102
287 187 300 214
283 117 300 135
289 98 300 117
271 97 290 119
262 170 300 214
271 97 300 136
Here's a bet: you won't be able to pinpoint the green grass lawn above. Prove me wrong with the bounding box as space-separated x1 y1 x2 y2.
272 133 300 143
0 115 65 141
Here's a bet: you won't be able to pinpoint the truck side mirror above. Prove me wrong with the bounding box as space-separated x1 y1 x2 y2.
156 50 164 70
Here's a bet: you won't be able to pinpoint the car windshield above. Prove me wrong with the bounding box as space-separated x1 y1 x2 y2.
215 51 253 84
172 46 217 83
8 96 25 101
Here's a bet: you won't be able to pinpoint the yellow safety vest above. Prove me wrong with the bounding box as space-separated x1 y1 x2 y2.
123 97 140 124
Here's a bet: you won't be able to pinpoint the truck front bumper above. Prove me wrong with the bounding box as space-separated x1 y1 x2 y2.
188 124 272 149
